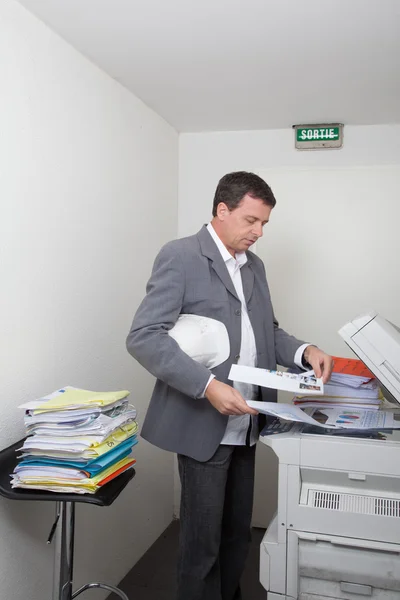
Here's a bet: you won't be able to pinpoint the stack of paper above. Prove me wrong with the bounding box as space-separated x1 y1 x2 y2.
293 396 381 410
294 356 381 411
11 387 138 493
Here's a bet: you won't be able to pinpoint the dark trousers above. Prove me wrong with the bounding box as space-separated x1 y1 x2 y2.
177 444 256 600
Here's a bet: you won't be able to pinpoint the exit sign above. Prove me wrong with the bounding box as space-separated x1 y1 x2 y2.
294 124 343 150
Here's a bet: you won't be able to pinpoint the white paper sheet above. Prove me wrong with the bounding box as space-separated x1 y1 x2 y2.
247 400 400 430
246 401 336 428
229 364 324 395
316 407 400 429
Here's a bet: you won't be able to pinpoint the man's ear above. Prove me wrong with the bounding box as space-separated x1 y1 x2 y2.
217 202 228 220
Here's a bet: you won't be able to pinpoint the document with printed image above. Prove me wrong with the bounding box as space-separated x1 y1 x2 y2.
229 364 324 395
246 400 336 428
312 407 400 430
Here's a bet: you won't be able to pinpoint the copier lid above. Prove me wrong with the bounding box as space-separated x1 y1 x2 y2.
339 311 400 405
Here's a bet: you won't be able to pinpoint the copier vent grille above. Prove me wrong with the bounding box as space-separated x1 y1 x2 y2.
311 491 400 518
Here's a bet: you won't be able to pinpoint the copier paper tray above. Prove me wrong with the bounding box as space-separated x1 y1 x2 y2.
262 516 400 600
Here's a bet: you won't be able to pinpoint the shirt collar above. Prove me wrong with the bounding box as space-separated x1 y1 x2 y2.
207 223 247 267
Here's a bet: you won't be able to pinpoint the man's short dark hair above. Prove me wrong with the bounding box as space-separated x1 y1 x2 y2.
212 171 276 217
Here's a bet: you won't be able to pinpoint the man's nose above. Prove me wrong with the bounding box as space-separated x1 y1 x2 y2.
252 222 263 238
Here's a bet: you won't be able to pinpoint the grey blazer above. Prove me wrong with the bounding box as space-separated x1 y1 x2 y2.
126 225 305 462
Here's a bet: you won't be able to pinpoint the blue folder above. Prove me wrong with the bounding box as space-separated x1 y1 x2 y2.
19 437 138 476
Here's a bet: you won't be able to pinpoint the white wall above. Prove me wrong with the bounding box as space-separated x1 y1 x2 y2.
177 124 400 520
0 1 178 598
178 125 400 348
179 125 400 237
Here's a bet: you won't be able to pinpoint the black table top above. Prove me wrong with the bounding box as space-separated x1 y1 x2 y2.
0 439 135 506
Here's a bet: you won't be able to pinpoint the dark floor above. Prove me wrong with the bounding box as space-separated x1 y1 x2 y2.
108 519 268 600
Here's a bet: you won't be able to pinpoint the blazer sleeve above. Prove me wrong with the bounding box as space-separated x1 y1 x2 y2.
273 312 307 369
126 242 212 399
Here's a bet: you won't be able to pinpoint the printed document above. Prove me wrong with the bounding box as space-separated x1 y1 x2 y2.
229 364 323 395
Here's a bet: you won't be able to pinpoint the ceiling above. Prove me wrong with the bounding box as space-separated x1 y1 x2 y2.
17 0 400 132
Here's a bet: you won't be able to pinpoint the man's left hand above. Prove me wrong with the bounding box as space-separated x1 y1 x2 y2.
303 345 333 383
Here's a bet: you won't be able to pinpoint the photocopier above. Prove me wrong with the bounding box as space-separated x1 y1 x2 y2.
260 311 400 600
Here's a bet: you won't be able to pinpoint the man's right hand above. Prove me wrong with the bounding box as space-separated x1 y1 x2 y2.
205 379 259 416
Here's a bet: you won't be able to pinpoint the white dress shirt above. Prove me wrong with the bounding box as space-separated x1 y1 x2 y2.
205 223 309 446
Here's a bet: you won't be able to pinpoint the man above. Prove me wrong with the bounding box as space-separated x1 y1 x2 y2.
126 171 333 600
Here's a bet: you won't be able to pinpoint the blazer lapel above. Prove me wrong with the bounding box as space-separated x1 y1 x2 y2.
241 260 255 305
197 226 239 301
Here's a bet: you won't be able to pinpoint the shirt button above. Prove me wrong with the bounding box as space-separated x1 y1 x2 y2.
235 309 241 316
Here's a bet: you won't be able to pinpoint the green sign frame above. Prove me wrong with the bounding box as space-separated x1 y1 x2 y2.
294 124 343 150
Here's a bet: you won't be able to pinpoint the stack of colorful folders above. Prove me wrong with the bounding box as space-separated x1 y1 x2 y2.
294 356 382 411
11 387 138 494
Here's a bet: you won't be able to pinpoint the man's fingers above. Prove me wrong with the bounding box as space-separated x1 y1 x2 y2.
232 390 256 409
221 406 245 415
228 403 249 415
313 362 322 378
321 356 334 383
206 382 259 416
232 396 259 416
222 399 259 416
223 407 258 416
230 408 247 415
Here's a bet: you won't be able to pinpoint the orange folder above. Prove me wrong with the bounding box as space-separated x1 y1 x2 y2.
98 459 136 487
332 356 375 379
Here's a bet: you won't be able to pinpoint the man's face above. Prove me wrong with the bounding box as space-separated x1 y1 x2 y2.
217 194 272 255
